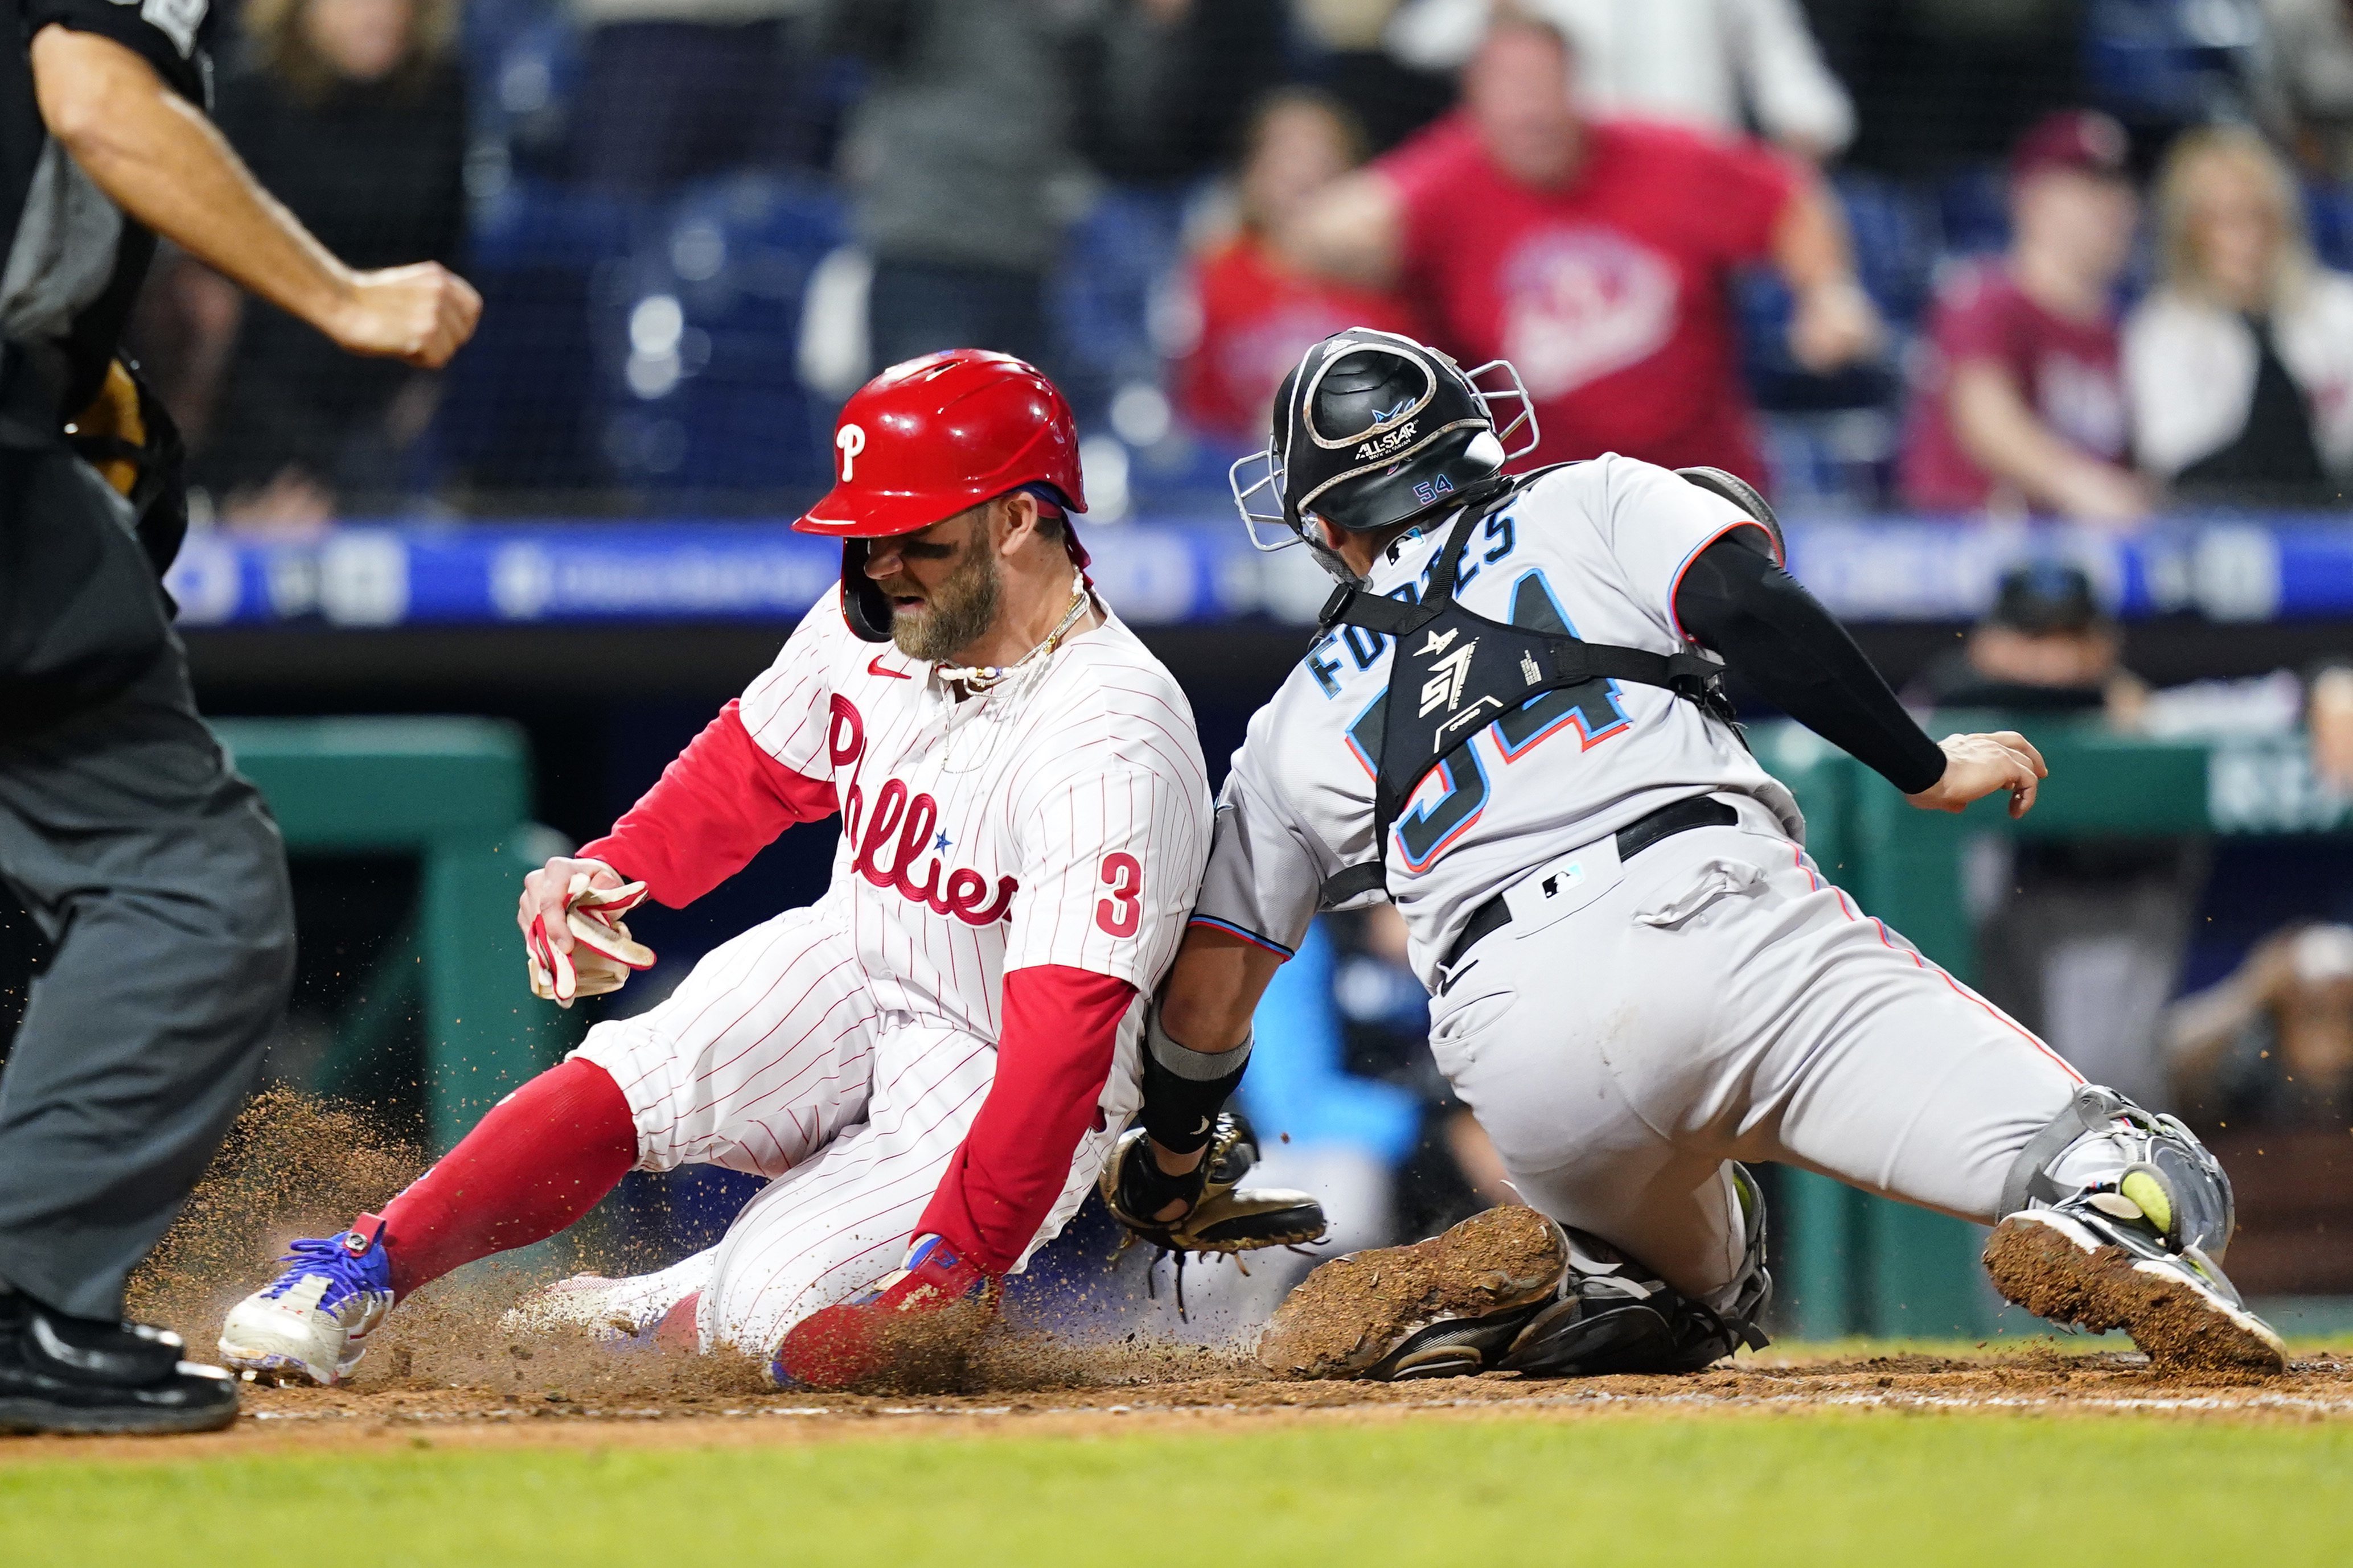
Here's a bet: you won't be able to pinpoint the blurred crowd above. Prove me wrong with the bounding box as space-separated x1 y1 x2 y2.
119 0 2353 526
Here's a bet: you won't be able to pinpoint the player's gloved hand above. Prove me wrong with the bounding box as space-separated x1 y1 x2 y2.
770 1235 999 1390
1099 1113 1328 1257
524 872 655 1007
1904 731 2049 820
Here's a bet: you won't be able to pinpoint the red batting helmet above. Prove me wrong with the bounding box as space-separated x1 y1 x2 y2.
795 349 1087 538
796 350 1088 644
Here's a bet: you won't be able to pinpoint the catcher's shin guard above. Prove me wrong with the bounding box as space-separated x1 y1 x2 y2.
1998 1084 2233 1257
1985 1085 2283 1372
1498 1164 1773 1379
1100 1112 1328 1257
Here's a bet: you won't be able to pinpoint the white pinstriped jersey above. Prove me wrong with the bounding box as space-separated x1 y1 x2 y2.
1193 455 1804 989
737 593 1213 1037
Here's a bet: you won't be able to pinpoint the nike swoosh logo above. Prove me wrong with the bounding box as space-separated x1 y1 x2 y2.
868 656 911 680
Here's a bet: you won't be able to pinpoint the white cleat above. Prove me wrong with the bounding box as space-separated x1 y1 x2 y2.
217 1220 395 1387
1984 1204 2286 1374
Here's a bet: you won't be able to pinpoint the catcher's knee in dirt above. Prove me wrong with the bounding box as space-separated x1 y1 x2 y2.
1998 1083 2236 1257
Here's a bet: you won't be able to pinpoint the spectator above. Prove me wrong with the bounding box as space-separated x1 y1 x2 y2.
2124 126 2353 507
1176 92 1424 443
1909 561 2145 717
2169 923 2353 1129
1899 110 2151 524
195 0 467 524
564 0 814 193
1387 0 1858 159
1286 7 1880 482
819 1 1086 372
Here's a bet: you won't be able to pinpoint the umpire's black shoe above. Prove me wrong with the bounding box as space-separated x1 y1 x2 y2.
0 1287 240 1435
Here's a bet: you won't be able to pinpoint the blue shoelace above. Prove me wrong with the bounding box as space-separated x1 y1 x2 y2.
262 1234 384 1309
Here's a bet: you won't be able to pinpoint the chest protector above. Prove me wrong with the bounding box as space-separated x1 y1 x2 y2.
1316 467 1748 906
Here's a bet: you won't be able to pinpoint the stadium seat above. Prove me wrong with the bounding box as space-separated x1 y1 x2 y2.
1051 186 1193 424
2307 181 2353 273
2083 0 2268 126
593 174 849 501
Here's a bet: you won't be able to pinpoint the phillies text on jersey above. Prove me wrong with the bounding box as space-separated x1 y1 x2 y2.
738 595 1214 1036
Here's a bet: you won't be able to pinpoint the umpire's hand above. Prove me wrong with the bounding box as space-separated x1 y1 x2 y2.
1904 731 2048 819
327 264 483 369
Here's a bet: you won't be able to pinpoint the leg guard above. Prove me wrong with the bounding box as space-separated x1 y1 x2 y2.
1998 1084 2235 1260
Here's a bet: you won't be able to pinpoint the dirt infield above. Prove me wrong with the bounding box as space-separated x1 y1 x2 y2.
24 1090 2340 1466
4 1341 2344 1466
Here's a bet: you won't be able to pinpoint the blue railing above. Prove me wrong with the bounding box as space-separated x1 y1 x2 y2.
164 512 2353 630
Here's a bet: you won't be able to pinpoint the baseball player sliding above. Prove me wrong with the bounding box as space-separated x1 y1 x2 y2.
219 351 1316 1390
1108 327 2284 1379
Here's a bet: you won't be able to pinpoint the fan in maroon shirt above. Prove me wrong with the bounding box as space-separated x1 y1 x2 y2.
1278 10 1880 484
1899 110 2153 523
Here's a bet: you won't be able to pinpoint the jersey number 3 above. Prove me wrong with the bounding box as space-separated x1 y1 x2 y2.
1096 852 1143 938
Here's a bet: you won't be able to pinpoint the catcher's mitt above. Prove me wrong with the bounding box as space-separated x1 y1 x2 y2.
1100 1112 1327 1258
525 873 656 1005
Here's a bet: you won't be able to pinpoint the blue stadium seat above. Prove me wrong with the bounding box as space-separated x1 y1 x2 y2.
593 175 849 500
2084 0 2267 126
434 180 650 495
1833 172 1941 330
1051 186 1192 423
467 7 584 185
1936 166 2011 260
2307 181 2353 273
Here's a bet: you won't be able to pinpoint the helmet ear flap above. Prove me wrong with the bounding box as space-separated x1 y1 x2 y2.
840 540 894 643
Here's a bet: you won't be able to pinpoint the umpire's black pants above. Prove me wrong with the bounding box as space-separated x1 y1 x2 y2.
0 438 294 1322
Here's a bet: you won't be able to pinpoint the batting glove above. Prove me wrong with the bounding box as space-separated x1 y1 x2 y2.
525 873 656 1007
770 1234 998 1390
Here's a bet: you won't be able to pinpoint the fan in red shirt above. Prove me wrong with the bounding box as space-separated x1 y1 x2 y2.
1282 7 1880 484
1178 90 1422 442
1899 110 2152 523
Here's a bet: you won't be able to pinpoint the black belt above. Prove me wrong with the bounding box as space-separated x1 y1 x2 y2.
1439 795 1742 977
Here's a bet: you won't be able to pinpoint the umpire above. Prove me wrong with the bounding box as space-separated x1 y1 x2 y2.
1 0 477 1433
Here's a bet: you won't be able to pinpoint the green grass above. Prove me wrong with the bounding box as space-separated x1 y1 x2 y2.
7 1414 2351 1567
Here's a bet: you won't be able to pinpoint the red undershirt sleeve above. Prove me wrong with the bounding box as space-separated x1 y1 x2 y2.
917 965 1139 1274
577 699 836 908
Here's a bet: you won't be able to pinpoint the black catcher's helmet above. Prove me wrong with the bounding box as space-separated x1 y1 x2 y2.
1230 328 1537 579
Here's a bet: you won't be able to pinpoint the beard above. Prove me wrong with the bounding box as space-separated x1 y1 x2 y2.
889 536 1003 663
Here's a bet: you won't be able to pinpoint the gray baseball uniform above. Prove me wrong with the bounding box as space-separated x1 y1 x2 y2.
1190 455 2083 1306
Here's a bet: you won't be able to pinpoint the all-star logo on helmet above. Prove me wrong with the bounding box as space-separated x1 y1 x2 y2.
1230 328 1538 581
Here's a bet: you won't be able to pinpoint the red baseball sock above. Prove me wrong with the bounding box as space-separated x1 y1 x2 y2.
373 1057 639 1300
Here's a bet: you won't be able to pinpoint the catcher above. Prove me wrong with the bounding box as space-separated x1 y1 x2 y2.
1103 326 2282 1381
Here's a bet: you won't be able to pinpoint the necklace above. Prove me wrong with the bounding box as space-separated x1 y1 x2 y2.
936 573 1092 695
